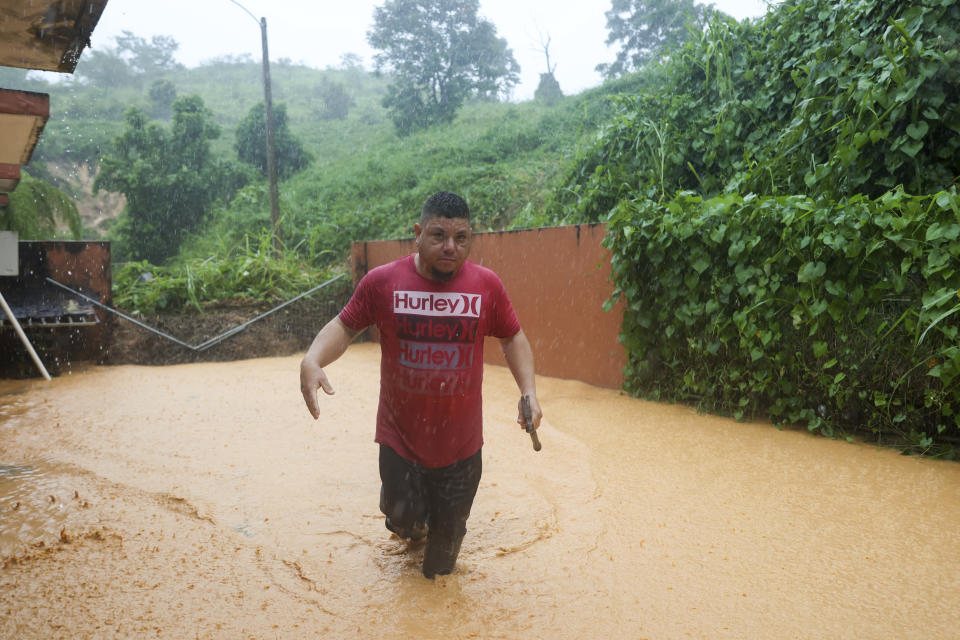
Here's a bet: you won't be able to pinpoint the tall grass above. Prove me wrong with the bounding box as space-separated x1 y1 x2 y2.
113 226 347 314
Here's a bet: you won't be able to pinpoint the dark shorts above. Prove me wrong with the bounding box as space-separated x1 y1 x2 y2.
378 444 482 577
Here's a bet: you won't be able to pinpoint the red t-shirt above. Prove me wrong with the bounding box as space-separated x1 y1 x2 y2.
339 255 521 468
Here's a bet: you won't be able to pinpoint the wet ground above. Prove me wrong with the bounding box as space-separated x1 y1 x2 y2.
1 343 958 639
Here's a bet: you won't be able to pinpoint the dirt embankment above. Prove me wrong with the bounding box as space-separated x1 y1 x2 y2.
2 295 350 378
44 162 125 235
101 296 350 367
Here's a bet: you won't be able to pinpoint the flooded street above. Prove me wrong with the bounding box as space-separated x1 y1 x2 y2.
1 342 959 639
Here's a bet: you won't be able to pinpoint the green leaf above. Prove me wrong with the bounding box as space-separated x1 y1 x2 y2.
824 279 846 296
918 303 960 345
735 263 754 284
923 288 959 309
797 261 827 283
926 224 959 242
901 139 924 157
906 121 929 139
935 192 955 210
813 340 828 358
691 254 711 274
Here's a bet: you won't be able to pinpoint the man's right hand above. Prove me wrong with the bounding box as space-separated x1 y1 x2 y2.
300 358 335 420
298 317 358 420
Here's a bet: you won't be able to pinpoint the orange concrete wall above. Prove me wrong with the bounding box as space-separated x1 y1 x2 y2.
350 224 626 389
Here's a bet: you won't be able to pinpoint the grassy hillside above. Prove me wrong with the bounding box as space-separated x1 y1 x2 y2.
180 66 652 266
23 61 391 175
11 48 621 309
18 55 605 248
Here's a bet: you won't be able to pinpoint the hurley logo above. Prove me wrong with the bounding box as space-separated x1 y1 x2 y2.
393 291 481 317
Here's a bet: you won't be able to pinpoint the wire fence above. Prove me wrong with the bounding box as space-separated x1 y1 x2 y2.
45 274 346 352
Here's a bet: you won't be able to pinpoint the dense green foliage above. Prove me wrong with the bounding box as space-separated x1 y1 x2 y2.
553 0 960 454
368 0 520 134
553 0 960 221
605 189 960 453
750 0 959 199
1 172 82 239
95 96 248 263
234 102 313 179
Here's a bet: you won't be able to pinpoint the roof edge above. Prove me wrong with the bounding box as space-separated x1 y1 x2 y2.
56 0 110 73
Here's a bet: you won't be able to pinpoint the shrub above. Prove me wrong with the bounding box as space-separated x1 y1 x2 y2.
605 188 960 456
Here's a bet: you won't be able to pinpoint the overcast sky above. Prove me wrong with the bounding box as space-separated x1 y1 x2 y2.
88 0 780 101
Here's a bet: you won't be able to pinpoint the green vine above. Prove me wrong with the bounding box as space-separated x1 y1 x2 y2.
605 189 960 456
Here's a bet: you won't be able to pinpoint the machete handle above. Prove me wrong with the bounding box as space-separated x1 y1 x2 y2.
521 395 542 452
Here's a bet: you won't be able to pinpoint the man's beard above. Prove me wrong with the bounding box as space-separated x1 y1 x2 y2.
431 266 456 282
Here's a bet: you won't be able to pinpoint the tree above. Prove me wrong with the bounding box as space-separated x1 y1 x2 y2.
597 0 714 78
314 78 355 121
114 31 182 75
367 0 520 135
74 48 135 87
2 173 82 240
234 102 313 180
95 96 243 263
75 31 182 87
533 33 563 105
338 52 364 71
535 73 563 105
148 79 178 119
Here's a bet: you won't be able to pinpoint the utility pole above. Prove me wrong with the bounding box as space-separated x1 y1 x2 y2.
260 17 281 253
229 1 281 253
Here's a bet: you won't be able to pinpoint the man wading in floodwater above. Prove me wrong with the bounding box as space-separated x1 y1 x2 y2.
300 191 542 578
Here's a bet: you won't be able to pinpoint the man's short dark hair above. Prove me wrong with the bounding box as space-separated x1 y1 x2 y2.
421 191 470 224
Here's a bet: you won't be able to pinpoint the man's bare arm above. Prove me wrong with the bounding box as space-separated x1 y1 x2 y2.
299 317 358 419
500 329 542 429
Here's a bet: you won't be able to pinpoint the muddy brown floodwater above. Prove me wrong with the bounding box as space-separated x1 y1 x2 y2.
1 343 959 639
